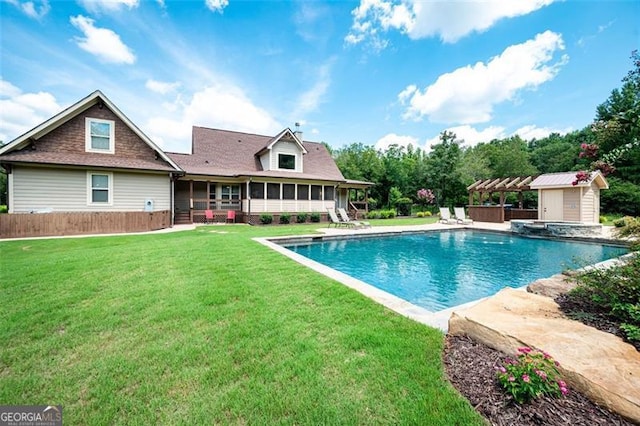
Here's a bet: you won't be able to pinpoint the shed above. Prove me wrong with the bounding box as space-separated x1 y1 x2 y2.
529 171 608 223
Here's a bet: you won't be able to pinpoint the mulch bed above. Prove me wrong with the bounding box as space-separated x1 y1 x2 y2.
443 335 634 426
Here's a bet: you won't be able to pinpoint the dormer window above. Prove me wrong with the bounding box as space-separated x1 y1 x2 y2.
278 153 296 170
86 118 115 154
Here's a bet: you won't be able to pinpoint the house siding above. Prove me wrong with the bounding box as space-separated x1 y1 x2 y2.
245 199 334 213
270 141 302 172
582 186 597 223
11 166 170 213
34 104 159 161
563 188 581 222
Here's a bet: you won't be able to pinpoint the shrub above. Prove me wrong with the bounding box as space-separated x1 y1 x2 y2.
366 210 380 219
395 197 413 216
296 213 308 223
425 211 432 217
259 214 273 225
416 211 425 218
600 215 606 224
569 254 640 344
613 216 640 240
310 212 321 223
279 213 291 224
601 178 640 216
496 347 568 404
0 205 7 214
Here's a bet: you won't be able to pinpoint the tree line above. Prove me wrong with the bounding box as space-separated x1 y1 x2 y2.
331 52 640 216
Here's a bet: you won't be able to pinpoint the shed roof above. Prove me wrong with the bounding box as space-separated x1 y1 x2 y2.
530 171 608 189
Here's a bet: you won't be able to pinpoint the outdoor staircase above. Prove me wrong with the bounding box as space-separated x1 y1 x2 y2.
174 211 191 225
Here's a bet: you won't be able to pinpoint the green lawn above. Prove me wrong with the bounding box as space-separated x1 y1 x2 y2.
0 220 484 425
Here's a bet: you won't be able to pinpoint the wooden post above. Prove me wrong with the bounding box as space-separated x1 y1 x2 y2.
189 180 194 223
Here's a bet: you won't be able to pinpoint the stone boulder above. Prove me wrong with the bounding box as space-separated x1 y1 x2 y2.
448 287 640 423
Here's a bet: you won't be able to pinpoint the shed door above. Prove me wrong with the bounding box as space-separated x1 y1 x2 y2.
542 189 563 220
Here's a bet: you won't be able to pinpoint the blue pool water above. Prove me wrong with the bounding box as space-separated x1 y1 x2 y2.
284 231 627 312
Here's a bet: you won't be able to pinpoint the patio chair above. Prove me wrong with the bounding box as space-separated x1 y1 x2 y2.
204 209 214 224
337 207 371 228
327 208 360 228
439 207 455 224
226 210 236 224
454 207 473 225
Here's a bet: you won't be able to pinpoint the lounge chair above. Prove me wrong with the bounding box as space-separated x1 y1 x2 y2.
439 207 455 224
454 207 473 225
327 208 361 228
337 207 371 228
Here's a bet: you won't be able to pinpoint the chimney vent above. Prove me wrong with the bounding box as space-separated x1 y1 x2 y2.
293 122 303 141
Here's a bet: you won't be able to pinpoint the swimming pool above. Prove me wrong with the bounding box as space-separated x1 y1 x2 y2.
283 230 627 312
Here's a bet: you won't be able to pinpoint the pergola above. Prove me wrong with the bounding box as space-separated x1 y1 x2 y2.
466 176 538 223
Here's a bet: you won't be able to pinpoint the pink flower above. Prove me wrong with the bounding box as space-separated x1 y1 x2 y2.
522 374 530 383
543 351 551 359
560 386 569 396
557 380 566 388
517 347 532 354
535 369 547 380
508 376 515 382
498 366 506 374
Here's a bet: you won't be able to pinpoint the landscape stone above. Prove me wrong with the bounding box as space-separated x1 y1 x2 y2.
448 287 640 423
526 273 577 298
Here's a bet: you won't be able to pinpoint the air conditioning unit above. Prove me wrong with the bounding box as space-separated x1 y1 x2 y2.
144 198 154 212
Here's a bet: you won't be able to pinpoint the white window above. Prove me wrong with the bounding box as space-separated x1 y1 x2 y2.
85 118 115 153
87 172 113 205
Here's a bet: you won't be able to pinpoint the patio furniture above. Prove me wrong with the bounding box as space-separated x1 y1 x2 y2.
204 210 214 224
337 207 371 228
327 208 360 228
454 207 473 225
439 207 455 224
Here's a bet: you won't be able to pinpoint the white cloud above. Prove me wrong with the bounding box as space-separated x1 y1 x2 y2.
426 125 507 149
513 124 572 141
146 85 282 153
292 61 333 118
374 133 419 151
0 80 61 143
6 0 51 19
70 15 136 64
145 79 181 95
346 0 555 49
78 0 139 13
399 31 567 124
205 0 228 13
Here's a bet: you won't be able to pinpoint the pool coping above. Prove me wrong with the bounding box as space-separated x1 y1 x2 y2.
255 224 630 332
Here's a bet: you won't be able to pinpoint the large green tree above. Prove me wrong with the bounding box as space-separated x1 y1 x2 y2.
592 50 640 183
425 131 465 207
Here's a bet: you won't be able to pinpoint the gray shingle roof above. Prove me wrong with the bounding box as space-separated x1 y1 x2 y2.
168 126 346 182
0 150 178 172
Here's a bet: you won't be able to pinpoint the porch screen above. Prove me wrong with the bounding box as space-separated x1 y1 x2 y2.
267 183 280 200
311 185 322 200
323 186 334 201
250 182 264 199
297 185 309 200
283 184 295 200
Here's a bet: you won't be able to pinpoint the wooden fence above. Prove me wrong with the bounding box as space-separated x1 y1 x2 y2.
0 210 170 239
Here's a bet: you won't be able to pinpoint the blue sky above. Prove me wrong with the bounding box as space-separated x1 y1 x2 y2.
1 0 638 154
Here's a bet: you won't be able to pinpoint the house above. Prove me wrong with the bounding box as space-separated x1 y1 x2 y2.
0 91 371 237
530 171 608 223
0 91 183 237
167 126 371 224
